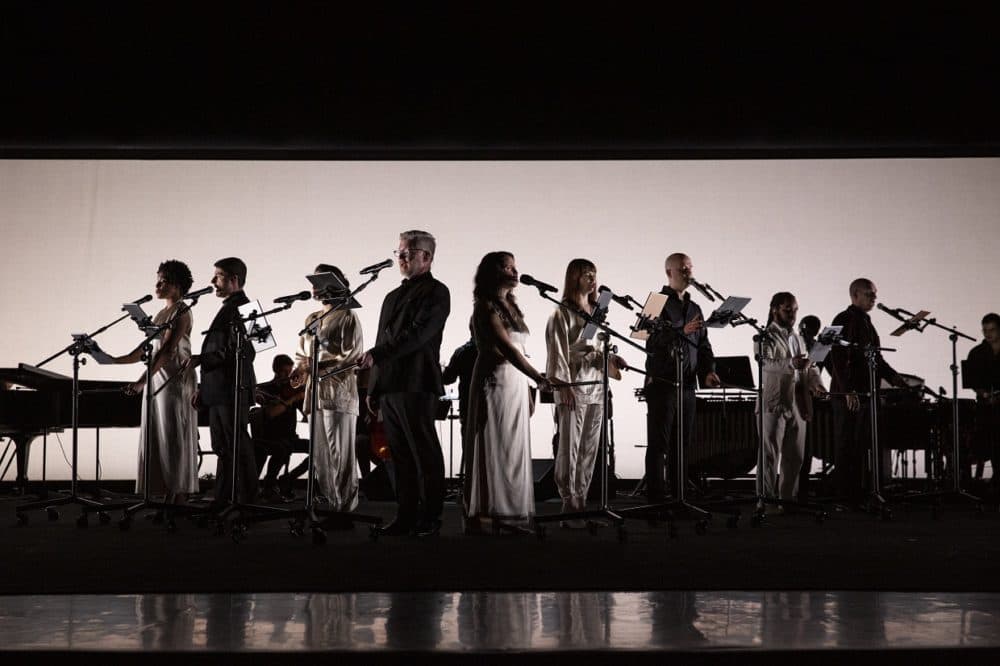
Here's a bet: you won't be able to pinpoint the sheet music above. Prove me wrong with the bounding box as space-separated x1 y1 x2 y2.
705 296 751 328
809 325 843 364
629 291 667 341
580 289 613 341
239 300 277 353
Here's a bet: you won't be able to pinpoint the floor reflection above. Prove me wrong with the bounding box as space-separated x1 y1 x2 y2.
1 591 998 651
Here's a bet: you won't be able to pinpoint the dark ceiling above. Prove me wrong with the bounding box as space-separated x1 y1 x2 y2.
3 6 998 159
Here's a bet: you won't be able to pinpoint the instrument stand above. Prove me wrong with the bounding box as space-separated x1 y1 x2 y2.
522 288 637 542
888 313 981 512
81 297 210 530
16 339 118 526
274 275 383 545
209 302 306 542
616 332 715 537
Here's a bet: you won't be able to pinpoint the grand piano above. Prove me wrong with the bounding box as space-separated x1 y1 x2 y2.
0 363 143 492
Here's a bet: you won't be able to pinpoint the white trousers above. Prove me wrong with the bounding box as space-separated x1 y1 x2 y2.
311 409 358 511
759 407 806 500
554 402 603 506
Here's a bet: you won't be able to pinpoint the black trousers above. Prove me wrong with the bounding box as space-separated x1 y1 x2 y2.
253 436 306 483
645 387 696 502
831 397 874 504
209 402 258 504
380 392 445 526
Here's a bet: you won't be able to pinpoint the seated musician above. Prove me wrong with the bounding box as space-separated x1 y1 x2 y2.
965 313 1000 495
252 354 306 501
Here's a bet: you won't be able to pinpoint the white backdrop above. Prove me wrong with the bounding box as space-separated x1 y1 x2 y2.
2 159 998 481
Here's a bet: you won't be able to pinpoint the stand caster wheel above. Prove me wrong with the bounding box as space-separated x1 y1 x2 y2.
76 514 88 528
695 520 708 536
98 512 111 525
289 520 304 537
667 523 678 539
16 513 27 527
368 525 380 542
815 511 827 525
119 517 132 531
47 508 59 522
311 528 327 545
165 519 177 533
751 513 764 528
880 507 893 522
726 515 740 529
231 523 247 543
535 525 547 541
617 526 627 543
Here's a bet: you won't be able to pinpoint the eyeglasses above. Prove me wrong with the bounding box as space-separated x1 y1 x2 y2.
393 248 427 261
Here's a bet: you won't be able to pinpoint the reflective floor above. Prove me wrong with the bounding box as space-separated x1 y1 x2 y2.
1 591 999 652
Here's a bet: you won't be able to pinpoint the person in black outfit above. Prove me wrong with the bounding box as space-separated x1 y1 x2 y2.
190 257 257 507
797 314 822 502
252 354 306 501
965 312 1000 494
827 278 906 506
643 253 720 502
441 332 477 463
358 230 451 537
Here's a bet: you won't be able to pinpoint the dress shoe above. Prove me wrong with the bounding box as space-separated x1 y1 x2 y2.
377 519 415 537
412 518 442 538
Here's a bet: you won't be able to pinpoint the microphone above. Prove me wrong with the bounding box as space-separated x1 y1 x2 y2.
599 285 634 311
131 294 153 305
688 277 716 302
360 259 393 275
184 286 214 300
274 290 312 304
519 274 558 293
877 303 907 322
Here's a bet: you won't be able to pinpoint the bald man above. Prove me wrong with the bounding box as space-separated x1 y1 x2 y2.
828 277 905 506
643 253 721 503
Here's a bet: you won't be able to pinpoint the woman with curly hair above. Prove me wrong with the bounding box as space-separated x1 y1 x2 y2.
463 251 551 533
113 259 200 507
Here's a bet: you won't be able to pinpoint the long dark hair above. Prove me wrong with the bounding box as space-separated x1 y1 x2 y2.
767 291 796 326
561 258 598 307
473 251 526 332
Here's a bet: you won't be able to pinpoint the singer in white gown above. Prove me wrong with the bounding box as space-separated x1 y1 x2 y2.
115 261 200 502
463 252 551 531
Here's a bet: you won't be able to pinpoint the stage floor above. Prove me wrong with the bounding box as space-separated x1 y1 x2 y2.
2 590 999 661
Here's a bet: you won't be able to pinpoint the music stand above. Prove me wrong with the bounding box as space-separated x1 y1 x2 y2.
270 270 383 545
881 307 981 510
15 302 140 526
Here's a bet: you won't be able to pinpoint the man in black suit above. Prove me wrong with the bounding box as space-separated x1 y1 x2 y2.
191 257 257 507
359 230 450 537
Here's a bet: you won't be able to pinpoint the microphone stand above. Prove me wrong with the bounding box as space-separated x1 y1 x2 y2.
211 299 301 542
16 308 136 526
90 296 210 531
882 307 981 511
278 274 384 545
525 286 646 542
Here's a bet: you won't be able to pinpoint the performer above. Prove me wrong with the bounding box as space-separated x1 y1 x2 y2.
756 292 826 507
190 257 257 507
358 230 450 537
797 313 824 502
545 258 626 527
442 328 477 461
965 312 1000 494
290 264 364 512
644 253 720 502
252 354 305 501
463 251 551 532
113 260 199 506
827 278 906 506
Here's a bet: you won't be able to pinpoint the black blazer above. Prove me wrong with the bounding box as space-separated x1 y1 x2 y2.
369 272 450 400
199 291 257 407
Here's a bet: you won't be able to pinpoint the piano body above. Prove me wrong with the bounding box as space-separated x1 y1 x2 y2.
0 363 142 491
